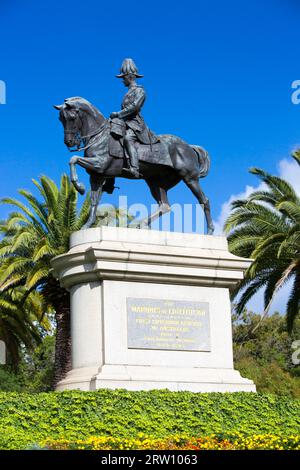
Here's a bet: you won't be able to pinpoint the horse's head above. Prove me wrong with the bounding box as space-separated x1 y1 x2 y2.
54 97 105 148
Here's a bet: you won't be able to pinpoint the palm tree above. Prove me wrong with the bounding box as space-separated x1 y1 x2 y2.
0 174 90 385
224 152 300 332
0 288 49 368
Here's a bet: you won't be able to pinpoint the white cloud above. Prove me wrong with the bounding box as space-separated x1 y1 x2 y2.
214 157 299 315
213 184 265 235
278 158 300 195
214 157 300 236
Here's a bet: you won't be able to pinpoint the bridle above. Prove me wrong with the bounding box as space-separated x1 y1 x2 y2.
66 120 108 153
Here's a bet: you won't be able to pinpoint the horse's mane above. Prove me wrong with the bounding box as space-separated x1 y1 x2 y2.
65 96 105 124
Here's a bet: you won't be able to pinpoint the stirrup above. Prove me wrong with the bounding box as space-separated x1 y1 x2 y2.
123 167 140 178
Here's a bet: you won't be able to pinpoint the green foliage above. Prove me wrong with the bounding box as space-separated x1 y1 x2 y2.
0 288 50 367
236 359 300 398
0 174 91 383
233 311 300 397
224 152 300 331
0 367 23 392
0 390 299 449
19 335 55 392
233 311 300 369
0 334 55 393
0 174 90 294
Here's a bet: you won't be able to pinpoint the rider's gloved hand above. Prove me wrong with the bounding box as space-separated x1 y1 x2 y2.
110 112 119 119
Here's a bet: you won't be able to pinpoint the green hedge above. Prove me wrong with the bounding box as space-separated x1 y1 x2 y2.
0 390 299 449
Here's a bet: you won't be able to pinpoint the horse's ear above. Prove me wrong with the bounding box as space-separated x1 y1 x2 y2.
53 104 63 110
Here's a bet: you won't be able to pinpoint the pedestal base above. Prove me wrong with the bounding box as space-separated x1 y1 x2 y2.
52 227 256 393
57 365 255 392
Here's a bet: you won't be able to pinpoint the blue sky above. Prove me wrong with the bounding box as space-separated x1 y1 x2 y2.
1 0 300 217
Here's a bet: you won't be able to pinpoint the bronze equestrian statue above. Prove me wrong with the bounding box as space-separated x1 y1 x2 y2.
54 58 215 234
110 58 158 178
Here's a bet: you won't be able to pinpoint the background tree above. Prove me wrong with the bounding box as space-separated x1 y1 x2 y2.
233 310 300 397
224 152 300 332
0 174 90 386
0 288 48 367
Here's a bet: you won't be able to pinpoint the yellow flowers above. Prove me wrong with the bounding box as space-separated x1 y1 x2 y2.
41 434 300 450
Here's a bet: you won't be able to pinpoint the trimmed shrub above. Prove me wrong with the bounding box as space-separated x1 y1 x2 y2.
0 390 299 449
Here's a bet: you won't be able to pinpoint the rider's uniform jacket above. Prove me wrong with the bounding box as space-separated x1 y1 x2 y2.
118 85 158 144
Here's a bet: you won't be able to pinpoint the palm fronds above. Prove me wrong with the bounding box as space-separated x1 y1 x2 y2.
225 153 300 332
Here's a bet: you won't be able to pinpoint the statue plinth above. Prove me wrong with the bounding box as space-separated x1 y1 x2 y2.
51 227 255 392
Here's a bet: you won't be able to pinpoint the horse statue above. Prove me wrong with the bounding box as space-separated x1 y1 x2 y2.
54 97 214 234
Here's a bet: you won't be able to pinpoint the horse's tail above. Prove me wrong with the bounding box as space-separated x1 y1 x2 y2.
191 145 211 178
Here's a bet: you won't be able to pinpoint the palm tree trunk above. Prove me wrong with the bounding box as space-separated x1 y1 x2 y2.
42 279 72 389
53 300 72 388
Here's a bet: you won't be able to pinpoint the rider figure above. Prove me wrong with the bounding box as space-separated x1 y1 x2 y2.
110 58 157 178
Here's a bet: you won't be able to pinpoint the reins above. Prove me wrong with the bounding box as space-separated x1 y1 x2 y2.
67 121 108 153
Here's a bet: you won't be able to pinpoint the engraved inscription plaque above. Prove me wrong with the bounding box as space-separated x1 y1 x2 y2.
127 298 211 351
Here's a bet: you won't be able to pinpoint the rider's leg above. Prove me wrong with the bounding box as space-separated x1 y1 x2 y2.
124 130 140 178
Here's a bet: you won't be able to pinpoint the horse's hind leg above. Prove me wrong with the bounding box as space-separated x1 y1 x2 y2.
82 174 105 230
145 180 171 227
184 177 214 235
129 180 171 228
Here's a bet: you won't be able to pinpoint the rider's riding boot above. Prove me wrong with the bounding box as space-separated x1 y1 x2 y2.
124 140 140 178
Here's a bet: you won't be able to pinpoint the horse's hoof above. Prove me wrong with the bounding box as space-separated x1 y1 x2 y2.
207 226 215 236
81 216 97 230
137 223 149 230
129 222 140 229
77 183 86 195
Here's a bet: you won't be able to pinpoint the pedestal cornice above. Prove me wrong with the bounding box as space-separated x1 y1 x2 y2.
51 227 252 290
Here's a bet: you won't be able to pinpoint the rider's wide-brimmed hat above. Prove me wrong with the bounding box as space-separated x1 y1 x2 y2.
116 58 143 78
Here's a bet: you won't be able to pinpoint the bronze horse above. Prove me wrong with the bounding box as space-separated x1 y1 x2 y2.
54 97 214 234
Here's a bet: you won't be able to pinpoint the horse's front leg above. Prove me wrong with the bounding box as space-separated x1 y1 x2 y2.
69 156 86 195
82 174 105 230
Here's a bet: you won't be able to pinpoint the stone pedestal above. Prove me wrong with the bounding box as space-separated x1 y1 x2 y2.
51 227 256 392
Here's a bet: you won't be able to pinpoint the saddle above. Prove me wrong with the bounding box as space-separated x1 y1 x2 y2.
109 119 173 168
